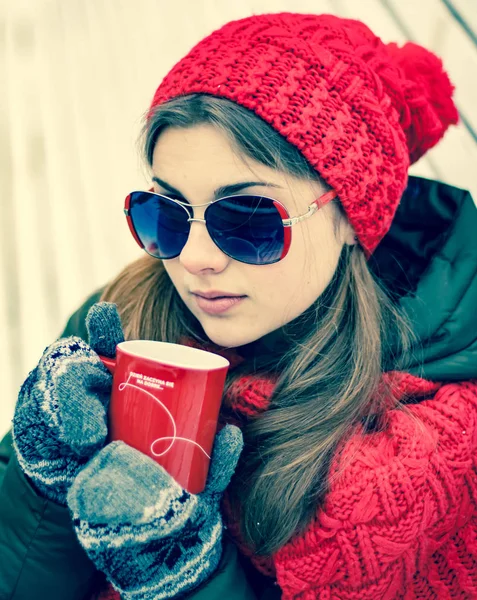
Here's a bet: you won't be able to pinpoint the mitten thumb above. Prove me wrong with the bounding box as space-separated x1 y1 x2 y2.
86 302 125 358
204 425 244 496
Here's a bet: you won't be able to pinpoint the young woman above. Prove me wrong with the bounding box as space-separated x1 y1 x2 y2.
1 11 477 600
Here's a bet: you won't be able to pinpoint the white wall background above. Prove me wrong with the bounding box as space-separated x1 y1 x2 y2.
1 0 476 438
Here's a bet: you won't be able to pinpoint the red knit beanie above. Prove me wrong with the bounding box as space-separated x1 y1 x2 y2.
149 12 459 256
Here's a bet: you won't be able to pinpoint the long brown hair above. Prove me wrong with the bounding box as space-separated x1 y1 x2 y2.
101 95 416 555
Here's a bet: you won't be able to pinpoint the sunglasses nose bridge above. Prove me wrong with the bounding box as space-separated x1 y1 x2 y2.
185 216 218 250
186 217 217 252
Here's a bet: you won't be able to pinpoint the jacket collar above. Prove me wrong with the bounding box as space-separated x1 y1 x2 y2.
371 176 477 381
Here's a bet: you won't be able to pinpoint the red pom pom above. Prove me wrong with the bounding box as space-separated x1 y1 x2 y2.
385 42 459 163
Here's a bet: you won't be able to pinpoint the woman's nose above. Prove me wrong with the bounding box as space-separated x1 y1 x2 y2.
179 221 230 274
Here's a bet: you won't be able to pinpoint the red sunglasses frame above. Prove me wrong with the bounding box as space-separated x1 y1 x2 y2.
124 187 337 264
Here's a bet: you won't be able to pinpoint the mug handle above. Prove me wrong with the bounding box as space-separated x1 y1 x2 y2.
98 355 116 375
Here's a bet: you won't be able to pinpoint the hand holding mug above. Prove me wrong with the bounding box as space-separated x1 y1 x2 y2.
67 425 244 600
12 302 125 505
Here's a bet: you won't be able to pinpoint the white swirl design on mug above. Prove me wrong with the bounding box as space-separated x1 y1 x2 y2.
119 373 211 459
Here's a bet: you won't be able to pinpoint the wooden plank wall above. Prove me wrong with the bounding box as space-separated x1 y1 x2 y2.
1 0 476 436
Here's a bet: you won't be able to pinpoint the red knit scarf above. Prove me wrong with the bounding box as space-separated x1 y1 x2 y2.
95 340 441 599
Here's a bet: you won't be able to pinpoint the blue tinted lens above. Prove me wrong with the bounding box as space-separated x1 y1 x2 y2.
207 196 284 265
129 191 189 259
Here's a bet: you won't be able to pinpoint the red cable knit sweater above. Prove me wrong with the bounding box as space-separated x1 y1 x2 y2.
99 370 477 599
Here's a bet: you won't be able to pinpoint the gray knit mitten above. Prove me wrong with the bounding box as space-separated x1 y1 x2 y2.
12 302 125 505
67 425 244 600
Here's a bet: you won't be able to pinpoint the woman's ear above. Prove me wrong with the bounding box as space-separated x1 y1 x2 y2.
338 214 358 246
332 201 357 246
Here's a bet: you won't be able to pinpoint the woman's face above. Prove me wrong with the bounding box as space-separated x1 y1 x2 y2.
152 124 355 348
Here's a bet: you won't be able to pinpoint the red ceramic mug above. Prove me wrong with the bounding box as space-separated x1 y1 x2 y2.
98 341 230 494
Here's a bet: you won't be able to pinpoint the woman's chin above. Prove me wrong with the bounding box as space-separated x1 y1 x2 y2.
202 325 261 349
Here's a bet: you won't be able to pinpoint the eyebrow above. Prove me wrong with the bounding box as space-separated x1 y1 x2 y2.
152 176 282 200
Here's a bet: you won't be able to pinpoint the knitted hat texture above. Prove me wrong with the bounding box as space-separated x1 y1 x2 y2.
149 13 458 255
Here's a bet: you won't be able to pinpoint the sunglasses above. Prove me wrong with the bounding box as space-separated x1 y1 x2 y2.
124 187 337 266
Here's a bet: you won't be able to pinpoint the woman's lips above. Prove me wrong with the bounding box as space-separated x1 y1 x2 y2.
193 294 246 315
